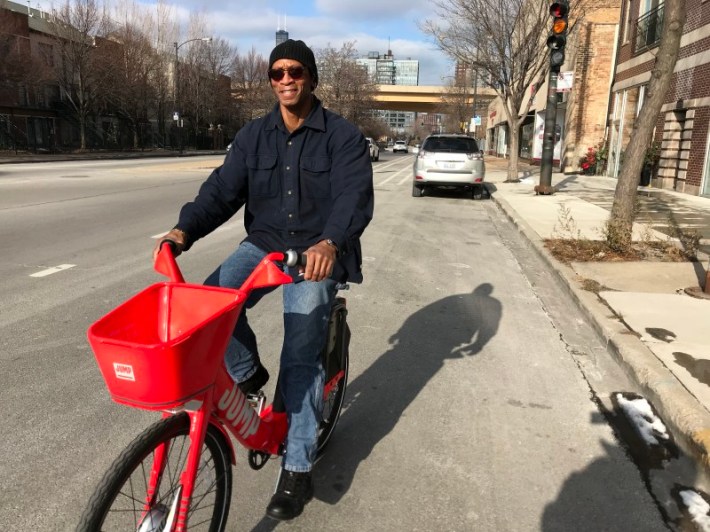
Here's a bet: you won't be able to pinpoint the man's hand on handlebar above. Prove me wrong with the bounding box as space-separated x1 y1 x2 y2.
302 240 336 282
152 228 187 261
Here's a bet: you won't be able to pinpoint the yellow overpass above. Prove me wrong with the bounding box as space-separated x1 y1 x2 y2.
373 84 497 113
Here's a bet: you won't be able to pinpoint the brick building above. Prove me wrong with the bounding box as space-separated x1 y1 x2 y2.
610 0 710 196
0 2 62 151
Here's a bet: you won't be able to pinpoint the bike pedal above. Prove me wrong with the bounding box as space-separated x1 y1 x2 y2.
247 390 266 414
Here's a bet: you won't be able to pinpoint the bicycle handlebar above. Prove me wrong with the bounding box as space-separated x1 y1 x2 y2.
283 249 307 268
154 241 305 288
154 240 185 283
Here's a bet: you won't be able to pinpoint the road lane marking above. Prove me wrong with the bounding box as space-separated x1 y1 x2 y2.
379 166 412 185
30 264 76 278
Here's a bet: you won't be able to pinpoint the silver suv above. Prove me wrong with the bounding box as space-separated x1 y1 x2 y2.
412 134 485 198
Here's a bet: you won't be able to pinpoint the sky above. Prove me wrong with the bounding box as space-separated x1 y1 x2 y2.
32 0 455 86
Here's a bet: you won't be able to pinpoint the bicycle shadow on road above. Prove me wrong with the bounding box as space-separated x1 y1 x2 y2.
313 282 501 504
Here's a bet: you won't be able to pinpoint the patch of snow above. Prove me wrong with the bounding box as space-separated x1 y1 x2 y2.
616 393 670 445
679 489 710 531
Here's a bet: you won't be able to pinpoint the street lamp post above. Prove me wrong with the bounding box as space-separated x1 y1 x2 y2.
174 37 212 154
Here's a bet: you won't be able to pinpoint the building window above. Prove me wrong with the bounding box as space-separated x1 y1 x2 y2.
701 124 710 196
622 0 632 42
635 2 664 53
38 43 54 67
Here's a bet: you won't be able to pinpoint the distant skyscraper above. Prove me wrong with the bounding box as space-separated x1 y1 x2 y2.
276 29 288 45
276 15 288 45
355 50 419 86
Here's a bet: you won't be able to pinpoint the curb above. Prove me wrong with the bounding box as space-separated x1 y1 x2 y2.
490 191 710 473
0 150 225 165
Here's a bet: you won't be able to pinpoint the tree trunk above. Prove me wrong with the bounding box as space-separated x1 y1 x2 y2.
608 0 686 248
507 128 520 182
79 117 87 151
504 96 521 182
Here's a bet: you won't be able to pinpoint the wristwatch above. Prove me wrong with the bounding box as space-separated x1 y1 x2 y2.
323 239 338 252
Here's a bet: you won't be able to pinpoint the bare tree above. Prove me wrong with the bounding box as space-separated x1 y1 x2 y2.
607 0 686 249
99 0 162 149
315 42 378 125
150 0 179 145
422 0 586 181
230 46 273 125
49 0 110 150
439 78 470 134
202 36 238 147
177 14 214 145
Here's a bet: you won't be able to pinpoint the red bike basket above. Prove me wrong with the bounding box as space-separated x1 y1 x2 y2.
87 282 245 410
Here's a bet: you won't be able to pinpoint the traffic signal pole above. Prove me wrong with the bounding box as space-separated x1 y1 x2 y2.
536 1 569 196
537 70 559 195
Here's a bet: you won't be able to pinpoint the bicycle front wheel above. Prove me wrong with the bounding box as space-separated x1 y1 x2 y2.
317 297 350 456
78 412 232 532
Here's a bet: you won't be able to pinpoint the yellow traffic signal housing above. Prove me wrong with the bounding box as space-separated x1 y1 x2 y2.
547 1 569 69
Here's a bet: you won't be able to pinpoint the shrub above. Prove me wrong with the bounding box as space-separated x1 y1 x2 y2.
579 142 608 175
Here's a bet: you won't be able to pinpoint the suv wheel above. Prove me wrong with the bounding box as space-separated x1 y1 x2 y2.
412 184 424 197
471 185 483 200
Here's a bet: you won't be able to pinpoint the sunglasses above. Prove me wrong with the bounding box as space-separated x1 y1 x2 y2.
268 66 306 81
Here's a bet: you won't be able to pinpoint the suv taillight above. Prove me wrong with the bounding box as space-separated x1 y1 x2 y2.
467 152 483 160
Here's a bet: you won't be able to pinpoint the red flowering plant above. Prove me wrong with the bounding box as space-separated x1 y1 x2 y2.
578 142 607 175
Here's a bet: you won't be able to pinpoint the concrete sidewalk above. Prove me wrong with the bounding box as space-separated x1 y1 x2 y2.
485 156 710 471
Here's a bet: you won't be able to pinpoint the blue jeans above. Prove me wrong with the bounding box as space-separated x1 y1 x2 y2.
205 241 337 472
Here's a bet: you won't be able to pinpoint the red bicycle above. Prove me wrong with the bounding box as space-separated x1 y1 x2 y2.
77 244 350 531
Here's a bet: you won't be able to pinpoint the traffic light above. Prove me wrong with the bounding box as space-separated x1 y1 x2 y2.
547 1 569 70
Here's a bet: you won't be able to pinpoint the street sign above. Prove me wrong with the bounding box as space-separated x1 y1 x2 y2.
557 71 574 92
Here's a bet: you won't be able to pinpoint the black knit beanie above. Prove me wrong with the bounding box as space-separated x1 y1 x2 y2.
269 39 318 86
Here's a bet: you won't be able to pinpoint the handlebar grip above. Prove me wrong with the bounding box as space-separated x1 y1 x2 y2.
284 249 307 268
159 239 178 253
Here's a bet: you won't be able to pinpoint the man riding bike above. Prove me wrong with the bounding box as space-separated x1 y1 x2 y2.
155 39 374 521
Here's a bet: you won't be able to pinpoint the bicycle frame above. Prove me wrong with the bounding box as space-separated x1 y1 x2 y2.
145 245 340 530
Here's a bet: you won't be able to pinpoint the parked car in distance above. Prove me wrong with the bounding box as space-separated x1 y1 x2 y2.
366 137 380 161
393 140 408 153
412 134 486 199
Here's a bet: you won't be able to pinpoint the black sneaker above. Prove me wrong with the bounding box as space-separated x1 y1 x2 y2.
237 364 269 396
265 469 314 521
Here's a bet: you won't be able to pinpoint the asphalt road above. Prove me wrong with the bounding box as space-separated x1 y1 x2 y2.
0 153 668 531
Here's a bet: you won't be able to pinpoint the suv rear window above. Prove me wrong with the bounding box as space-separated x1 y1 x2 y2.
423 137 479 153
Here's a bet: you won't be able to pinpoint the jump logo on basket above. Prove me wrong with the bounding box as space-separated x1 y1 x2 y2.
217 384 259 440
113 362 136 382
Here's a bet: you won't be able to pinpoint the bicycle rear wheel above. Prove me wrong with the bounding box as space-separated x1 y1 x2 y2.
78 412 232 532
317 297 350 457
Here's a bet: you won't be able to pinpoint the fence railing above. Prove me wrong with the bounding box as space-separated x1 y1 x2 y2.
635 3 665 54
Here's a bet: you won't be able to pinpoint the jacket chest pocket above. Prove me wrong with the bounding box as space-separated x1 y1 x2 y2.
300 157 331 198
246 155 277 197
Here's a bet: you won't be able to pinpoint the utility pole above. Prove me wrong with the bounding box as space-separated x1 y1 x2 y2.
536 1 569 195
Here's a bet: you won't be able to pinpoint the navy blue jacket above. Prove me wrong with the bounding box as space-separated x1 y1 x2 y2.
176 98 374 283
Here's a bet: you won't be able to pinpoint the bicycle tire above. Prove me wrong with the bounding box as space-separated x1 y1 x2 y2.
316 297 350 457
77 412 232 532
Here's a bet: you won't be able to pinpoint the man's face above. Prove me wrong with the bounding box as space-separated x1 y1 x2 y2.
269 59 313 110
